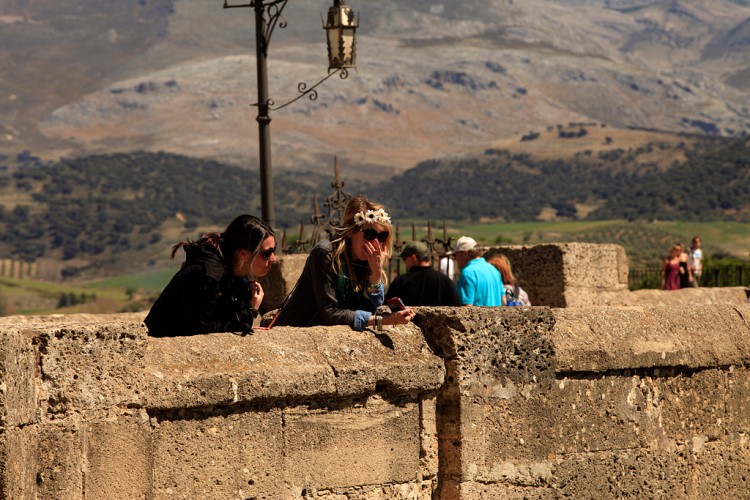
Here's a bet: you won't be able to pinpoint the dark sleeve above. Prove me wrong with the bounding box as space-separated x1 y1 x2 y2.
385 276 403 301
307 246 357 327
445 278 460 307
178 265 255 334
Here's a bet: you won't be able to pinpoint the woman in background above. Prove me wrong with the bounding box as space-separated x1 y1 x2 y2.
275 195 415 331
678 242 693 288
145 214 276 337
488 254 531 306
661 244 682 291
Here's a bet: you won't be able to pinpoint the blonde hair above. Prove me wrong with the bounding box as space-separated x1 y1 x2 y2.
488 254 516 285
330 195 393 292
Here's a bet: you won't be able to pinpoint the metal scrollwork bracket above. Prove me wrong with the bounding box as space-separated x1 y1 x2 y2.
269 67 349 111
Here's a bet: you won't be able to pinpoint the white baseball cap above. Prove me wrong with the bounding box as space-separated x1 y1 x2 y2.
450 236 477 254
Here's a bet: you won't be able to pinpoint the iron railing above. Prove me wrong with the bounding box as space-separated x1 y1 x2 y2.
280 157 455 279
628 265 750 290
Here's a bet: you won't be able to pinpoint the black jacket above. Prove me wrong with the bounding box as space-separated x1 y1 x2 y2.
145 244 257 337
386 265 459 307
274 240 376 328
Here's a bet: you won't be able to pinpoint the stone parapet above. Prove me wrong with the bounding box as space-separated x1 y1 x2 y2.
416 304 750 498
0 313 444 499
486 242 630 307
3 304 750 498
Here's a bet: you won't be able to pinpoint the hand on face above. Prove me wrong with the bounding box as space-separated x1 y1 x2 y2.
364 237 386 278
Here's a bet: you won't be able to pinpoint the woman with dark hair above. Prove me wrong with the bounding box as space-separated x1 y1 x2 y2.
145 214 277 337
275 195 415 331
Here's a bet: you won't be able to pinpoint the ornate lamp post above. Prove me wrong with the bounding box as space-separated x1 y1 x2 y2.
222 0 358 229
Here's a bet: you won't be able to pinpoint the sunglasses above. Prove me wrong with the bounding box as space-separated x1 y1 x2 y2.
361 228 389 243
257 245 276 261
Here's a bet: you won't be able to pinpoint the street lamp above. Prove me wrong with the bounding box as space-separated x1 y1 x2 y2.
222 0 358 229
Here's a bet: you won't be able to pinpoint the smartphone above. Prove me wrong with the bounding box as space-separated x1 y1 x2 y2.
386 297 406 312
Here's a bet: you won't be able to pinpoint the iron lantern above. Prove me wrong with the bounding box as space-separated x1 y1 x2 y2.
325 0 357 72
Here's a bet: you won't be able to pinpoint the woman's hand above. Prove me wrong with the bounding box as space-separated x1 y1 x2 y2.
250 281 264 309
383 307 416 325
364 239 386 282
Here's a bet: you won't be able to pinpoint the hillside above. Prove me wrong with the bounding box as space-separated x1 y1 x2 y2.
0 151 331 276
369 127 750 223
1 0 749 180
1 129 748 278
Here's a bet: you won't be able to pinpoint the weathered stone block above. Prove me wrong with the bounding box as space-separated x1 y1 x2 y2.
466 374 662 469
417 307 556 390
487 243 628 308
310 323 445 397
553 447 690 498
657 368 727 440
486 245 565 308
37 322 148 417
691 439 750 499
283 396 421 491
0 330 38 428
84 414 152 499
551 305 750 372
145 330 337 409
419 395 439 490
258 253 306 313
152 408 283 499
0 425 38 500
37 423 84 500
459 481 556 499
727 366 750 433
146 325 444 409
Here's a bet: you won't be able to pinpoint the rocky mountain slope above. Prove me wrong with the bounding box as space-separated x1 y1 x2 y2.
1 0 749 180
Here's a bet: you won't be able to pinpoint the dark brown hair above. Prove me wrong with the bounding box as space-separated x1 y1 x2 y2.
171 214 274 271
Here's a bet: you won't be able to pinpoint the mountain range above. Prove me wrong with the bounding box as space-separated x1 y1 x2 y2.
1 0 749 182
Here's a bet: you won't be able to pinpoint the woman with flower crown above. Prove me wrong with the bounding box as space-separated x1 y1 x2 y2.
275 195 416 330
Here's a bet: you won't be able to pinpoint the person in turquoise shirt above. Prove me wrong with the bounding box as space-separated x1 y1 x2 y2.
451 236 506 306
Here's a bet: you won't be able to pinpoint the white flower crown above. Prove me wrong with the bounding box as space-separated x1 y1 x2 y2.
353 208 391 226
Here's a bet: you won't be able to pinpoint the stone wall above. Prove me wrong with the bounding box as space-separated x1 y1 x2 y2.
416 304 750 498
2 304 750 499
0 313 444 499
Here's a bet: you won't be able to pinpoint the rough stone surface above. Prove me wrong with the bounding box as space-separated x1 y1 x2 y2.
145 323 444 408
486 243 629 307
37 423 84 500
604 286 747 307
551 305 750 372
552 448 691 498
727 366 750 434
3 291 750 498
0 425 37 500
283 396 421 490
692 440 750 499
0 329 37 428
258 253 306 313
85 414 152 499
32 320 149 418
152 407 283 499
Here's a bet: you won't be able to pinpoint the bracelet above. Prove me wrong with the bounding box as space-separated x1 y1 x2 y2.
375 315 383 332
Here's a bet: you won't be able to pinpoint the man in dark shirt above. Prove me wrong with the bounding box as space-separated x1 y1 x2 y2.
386 241 460 307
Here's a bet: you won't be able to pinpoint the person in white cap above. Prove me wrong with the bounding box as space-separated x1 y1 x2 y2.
451 236 506 307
